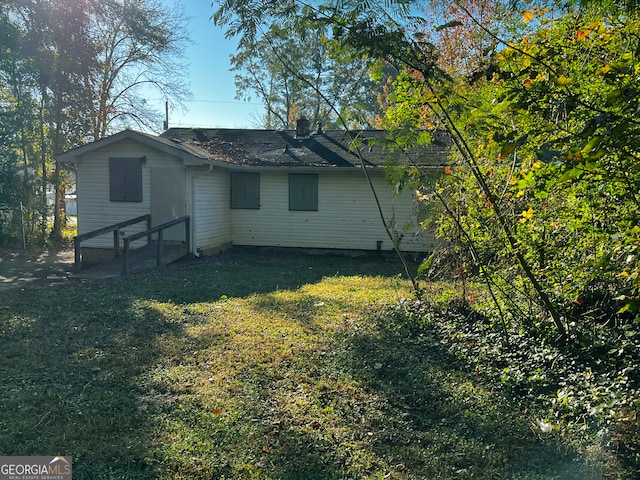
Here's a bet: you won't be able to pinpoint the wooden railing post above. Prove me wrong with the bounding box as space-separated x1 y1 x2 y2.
185 216 191 253
157 229 164 266
74 236 81 273
113 229 120 256
122 237 130 276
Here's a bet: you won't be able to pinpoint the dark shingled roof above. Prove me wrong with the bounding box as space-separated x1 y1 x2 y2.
160 128 450 168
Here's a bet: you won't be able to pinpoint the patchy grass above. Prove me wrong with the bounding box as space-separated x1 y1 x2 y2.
0 249 604 478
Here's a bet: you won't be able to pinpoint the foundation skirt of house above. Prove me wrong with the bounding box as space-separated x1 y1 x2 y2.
196 242 233 257
80 247 117 267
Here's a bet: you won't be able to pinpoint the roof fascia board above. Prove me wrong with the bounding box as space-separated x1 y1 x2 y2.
222 165 365 173
187 164 441 173
57 129 210 167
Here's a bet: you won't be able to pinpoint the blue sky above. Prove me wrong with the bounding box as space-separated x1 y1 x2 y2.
150 1 262 131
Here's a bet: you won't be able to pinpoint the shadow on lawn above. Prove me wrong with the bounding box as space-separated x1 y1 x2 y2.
0 284 183 479
0 250 604 479
0 249 415 479
232 312 605 479
129 247 416 304
334 319 604 479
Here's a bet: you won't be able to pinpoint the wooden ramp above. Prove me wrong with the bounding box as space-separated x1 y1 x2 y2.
74 243 189 279
73 215 191 279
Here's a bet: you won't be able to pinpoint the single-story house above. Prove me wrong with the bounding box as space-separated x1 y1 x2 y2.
57 122 449 264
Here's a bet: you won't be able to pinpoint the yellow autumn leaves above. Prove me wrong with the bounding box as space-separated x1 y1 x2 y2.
520 208 535 222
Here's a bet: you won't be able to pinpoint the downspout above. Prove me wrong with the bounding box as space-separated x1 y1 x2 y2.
190 163 214 256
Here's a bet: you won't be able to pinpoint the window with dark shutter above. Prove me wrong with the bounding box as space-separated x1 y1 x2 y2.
109 157 143 202
231 172 260 209
289 174 318 211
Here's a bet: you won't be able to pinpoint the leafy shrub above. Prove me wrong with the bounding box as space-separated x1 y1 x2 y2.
389 296 640 475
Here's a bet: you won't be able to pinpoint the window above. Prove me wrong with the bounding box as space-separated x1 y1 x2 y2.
289 174 318 211
231 172 260 209
109 157 143 202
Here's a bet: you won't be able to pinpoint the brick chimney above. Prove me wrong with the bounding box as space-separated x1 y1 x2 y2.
295 117 310 138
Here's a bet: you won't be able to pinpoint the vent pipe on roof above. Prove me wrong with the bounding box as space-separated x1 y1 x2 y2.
295 117 310 138
163 101 169 130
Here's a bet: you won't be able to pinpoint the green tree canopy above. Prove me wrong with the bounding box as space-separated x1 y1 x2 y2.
224 16 390 129
0 0 190 246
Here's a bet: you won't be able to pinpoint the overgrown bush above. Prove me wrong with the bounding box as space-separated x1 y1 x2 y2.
388 296 640 475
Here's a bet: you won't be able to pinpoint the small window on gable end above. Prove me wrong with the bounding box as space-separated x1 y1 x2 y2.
289 173 318 211
109 157 143 202
231 172 260 209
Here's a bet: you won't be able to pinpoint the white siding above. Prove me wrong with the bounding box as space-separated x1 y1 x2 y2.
74 135 435 254
230 171 436 252
76 138 184 249
193 169 232 251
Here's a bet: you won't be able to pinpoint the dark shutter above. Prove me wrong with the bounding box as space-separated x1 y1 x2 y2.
289 174 318 211
231 172 260 209
109 157 143 202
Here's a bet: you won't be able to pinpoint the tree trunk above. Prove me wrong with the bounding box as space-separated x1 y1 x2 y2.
38 94 48 242
50 161 65 248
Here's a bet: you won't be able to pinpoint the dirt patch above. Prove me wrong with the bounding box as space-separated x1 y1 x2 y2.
0 248 75 291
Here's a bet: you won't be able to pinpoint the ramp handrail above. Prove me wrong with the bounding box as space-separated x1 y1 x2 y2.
122 215 190 275
73 214 151 272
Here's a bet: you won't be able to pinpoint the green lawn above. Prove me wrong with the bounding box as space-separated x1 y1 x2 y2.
0 249 603 479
